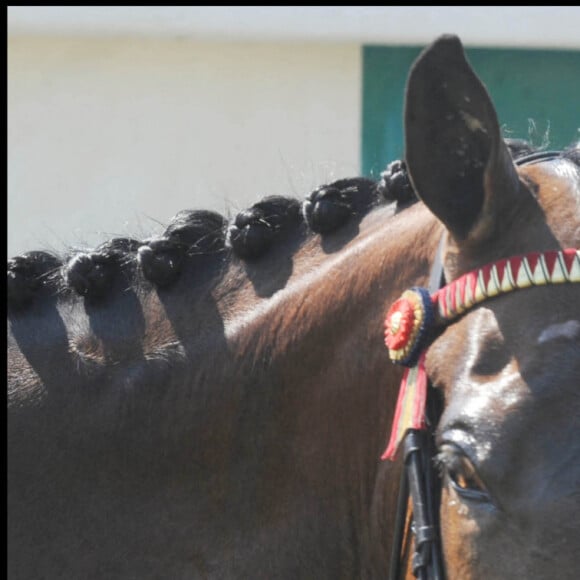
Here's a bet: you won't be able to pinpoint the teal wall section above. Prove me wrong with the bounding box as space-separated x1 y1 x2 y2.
362 46 580 178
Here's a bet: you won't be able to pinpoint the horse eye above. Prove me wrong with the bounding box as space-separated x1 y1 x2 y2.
438 444 491 503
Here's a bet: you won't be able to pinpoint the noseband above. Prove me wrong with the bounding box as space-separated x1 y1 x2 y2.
383 151 580 579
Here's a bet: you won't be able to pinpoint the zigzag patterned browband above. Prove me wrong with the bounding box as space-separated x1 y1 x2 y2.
384 248 580 367
382 247 580 461
435 248 580 321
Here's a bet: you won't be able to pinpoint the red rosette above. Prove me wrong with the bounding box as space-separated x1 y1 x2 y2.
384 287 434 366
384 297 415 351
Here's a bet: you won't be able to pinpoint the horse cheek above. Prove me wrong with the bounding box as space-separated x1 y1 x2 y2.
440 487 478 580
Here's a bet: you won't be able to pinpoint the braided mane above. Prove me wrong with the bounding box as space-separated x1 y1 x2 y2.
8 140 577 311
7 159 416 310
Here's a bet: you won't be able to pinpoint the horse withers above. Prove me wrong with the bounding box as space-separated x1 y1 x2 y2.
7 35 580 579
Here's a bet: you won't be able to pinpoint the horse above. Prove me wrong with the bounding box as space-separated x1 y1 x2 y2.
7 34 580 579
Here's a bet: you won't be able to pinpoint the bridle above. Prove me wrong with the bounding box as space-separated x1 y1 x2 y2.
384 151 579 579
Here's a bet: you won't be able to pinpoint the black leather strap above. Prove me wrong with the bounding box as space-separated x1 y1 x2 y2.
388 238 447 580
514 150 562 166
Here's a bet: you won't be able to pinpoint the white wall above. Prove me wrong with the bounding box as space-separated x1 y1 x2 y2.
8 37 360 256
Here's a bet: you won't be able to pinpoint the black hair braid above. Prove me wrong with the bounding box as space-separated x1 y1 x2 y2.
376 160 417 208
7 251 62 309
138 238 184 287
64 237 141 299
302 177 379 234
138 210 227 286
227 196 302 260
164 210 227 252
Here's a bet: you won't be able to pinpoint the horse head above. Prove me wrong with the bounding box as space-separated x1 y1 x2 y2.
402 35 580 579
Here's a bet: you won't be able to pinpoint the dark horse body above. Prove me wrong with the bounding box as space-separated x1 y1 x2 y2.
8 36 580 579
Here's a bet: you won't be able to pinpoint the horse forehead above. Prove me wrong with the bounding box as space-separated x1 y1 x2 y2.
460 297 580 371
443 310 524 404
437 303 580 423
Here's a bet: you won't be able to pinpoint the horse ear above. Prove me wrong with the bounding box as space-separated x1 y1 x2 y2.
404 34 520 242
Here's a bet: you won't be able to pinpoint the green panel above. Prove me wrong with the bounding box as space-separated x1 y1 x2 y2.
362 45 580 178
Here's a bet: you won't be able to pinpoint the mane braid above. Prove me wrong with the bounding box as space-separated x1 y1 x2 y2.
7 251 63 310
377 160 417 208
138 210 228 287
302 176 381 234
162 209 228 253
227 196 302 260
64 237 142 300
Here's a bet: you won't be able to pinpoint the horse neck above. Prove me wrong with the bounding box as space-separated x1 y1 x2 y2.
8 201 444 578
196 203 443 573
